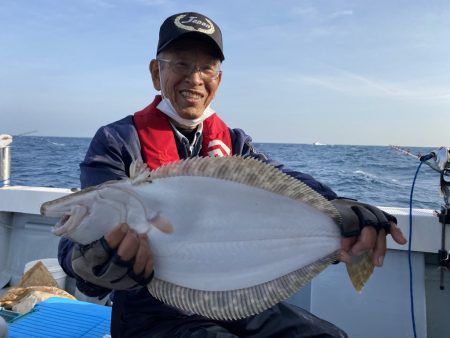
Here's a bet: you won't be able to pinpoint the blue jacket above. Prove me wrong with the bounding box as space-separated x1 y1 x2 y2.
58 114 337 321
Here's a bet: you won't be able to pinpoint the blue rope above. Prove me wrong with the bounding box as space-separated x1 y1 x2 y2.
409 161 423 338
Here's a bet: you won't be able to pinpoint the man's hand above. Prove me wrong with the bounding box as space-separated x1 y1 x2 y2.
71 223 154 290
105 223 154 279
340 224 406 267
331 199 407 267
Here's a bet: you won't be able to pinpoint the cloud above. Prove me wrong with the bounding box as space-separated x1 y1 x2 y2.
296 69 450 101
80 0 168 8
328 10 353 20
134 0 168 5
85 0 116 8
290 5 353 21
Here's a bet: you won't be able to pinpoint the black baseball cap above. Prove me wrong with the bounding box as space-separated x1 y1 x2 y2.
157 12 224 61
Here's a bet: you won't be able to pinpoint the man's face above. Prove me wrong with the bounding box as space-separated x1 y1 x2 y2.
150 38 222 121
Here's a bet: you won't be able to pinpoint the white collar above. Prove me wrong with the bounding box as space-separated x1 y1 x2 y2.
157 97 215 128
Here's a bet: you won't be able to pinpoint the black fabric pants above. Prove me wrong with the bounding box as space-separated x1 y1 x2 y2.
116 291 348 338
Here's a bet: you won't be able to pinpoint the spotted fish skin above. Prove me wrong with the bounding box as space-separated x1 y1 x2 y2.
149 253 338 320
41 156 374 320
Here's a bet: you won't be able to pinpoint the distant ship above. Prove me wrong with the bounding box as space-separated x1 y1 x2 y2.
313 141 326 146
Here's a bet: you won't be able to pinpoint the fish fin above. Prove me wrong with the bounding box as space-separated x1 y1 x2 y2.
129 160 151 184
148 252 338 320
149 213 174 234
151 156 341 222
345 251 374 292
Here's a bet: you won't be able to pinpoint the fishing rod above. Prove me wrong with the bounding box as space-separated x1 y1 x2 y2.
398 145 450 286
404 146 449 338
422 148 450 290
390 145 450 176
13 130 38 137
418 147 450 290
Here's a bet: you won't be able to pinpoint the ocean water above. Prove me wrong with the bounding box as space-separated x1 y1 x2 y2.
5 136 445 210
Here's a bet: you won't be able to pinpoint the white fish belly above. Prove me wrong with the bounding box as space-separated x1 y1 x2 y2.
138 176 341 292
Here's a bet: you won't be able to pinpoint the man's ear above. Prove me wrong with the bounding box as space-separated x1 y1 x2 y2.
149 59 161 91
216 69 223 87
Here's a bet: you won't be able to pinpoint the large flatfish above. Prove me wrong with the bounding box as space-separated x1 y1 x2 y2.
41 156 373 320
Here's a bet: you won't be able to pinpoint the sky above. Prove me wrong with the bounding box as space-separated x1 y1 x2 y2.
1 0 449 146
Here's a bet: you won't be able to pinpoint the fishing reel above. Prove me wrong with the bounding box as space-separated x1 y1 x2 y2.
438 159 450 290
420 147 450 204
420 147 450 289
420 146 450 172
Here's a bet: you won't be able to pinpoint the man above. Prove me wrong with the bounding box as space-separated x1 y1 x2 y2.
58 12 406 337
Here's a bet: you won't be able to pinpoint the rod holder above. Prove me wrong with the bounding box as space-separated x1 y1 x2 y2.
0 145 11 187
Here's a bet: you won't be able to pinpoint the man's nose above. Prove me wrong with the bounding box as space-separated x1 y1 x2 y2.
186 67 203 83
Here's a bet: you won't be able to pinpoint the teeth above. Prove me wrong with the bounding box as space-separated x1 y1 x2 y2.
180 90 202 99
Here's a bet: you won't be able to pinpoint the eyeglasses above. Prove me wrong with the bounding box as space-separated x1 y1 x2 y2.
157 58 222 81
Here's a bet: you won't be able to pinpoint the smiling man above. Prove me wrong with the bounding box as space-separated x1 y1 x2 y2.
58 12 405 338
152 38 222 121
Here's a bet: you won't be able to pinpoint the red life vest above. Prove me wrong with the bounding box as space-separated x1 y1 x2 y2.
133 96 232 170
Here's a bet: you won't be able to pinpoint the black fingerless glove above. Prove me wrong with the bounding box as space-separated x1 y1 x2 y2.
71 237 154 291
331 198 397 237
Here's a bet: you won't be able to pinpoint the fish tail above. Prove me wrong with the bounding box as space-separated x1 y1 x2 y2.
345 251 374 292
